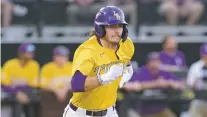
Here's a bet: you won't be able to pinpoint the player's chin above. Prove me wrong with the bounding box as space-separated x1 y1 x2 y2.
110 38 121 44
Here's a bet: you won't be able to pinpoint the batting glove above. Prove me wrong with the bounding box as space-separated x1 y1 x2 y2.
119 64 133 88
97 64 124 85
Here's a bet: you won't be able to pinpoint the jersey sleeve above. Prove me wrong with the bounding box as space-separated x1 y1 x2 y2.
2 61 12 86
119 37 135 63
40 64 52 88
126 37 135 60
28 61 40 88
72 48 94 76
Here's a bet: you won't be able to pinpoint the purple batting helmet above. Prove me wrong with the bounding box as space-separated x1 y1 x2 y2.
200 43 207 56
53 45 69 57
94 6 128 41
18 43 35 53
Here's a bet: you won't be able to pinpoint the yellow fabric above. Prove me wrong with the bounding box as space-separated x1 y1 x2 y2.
40 61 72 89
71 36 135 110
1 58 40 87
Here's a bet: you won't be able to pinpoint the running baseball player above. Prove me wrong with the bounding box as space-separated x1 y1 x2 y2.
63 6 135 117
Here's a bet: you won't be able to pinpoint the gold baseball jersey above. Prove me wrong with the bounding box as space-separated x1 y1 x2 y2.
71 35 134 110
40 61 72 89
2 58 40 87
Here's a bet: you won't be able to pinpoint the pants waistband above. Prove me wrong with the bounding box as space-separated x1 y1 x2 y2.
69 103 115 116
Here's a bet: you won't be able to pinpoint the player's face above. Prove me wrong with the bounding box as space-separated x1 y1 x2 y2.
54 55 68 65
104 24 123 44
164 38 177 51
24 52 34 60
202 55 207 64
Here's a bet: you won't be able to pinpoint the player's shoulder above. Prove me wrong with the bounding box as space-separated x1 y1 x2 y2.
190 60 204 69
176 50 185 56
79 36 98 49
74 36 97 55
124 37 134 44
3 58 21 67
119 37 135 57
30 59 39 65
42 62 55 69
121 37 134 49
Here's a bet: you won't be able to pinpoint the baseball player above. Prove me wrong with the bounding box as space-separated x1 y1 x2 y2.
63 6 135 117
1 43 40 117
187 43 207 117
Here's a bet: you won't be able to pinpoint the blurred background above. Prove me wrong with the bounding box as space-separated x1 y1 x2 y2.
1 0 207 117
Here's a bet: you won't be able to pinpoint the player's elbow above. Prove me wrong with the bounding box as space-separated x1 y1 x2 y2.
71 71 87 92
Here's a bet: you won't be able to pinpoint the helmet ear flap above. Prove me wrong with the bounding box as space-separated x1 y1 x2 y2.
95 25 105 38
122 25 128 42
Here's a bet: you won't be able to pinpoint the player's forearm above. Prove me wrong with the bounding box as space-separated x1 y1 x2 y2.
140 82 157 89
84 76 101 91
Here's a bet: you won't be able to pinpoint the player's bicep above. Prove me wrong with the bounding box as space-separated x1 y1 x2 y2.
2 62 12 85
73 59 94 76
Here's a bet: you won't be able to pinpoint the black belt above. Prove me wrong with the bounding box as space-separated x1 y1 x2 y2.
69 103 107 116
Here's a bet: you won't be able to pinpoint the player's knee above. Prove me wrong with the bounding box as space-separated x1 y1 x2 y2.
161 2 178 14
71 71 86 92
189 2 204 13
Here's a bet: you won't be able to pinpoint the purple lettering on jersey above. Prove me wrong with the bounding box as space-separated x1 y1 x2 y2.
159 50 186 67
71 70 87 92
129 66 179 115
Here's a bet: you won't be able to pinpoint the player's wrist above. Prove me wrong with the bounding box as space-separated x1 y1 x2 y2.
97 74 103 85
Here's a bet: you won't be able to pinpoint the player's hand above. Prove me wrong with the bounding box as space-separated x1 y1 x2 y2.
55 89 68 102
119 64 133 88
97 63 124 85
16 91 29 104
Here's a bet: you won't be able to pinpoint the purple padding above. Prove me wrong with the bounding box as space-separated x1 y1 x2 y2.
1 85 32 94
1 85 18 94
71 70 87 92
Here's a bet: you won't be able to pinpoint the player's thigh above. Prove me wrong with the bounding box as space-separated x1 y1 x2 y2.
160 0 178 13
63 106 81 117
107 112 119 117
106 108 119 117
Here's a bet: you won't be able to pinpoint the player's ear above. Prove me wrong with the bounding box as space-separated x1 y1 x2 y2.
95 25 105 38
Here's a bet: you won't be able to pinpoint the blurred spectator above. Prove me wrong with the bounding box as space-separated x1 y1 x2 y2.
159 35 187 73
106 0 137 27
159 0 204 25
187 43 207 117
1 0 13 29
40 45 72 117
124 52 183 117
1 43 40 117
74 0 95 7
67 0 98 24
159 36 187 117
